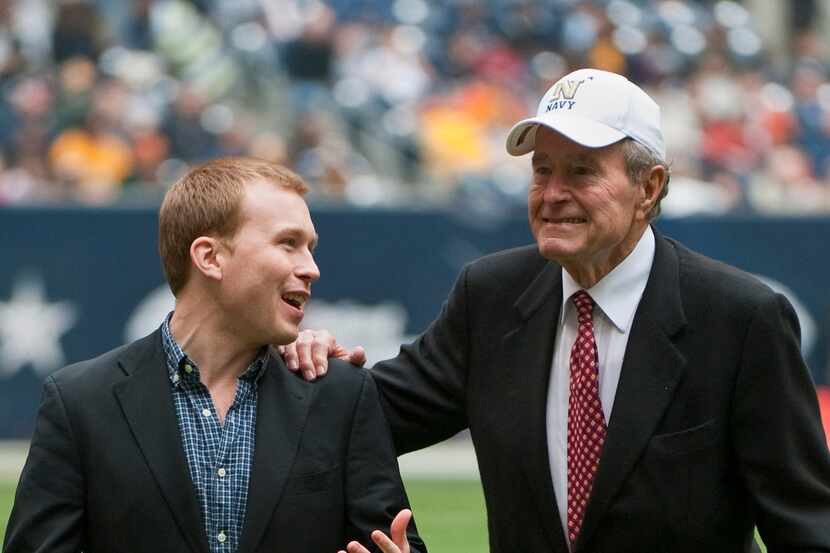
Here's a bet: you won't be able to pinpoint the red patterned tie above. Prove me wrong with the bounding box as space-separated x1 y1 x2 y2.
566 290 607 545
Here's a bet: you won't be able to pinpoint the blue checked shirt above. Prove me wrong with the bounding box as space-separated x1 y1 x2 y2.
161 314 268 553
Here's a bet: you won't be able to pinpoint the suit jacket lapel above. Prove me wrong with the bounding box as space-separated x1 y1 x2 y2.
112 330 209 553
576 230 688 551
237 353 313 553
504 261 570 553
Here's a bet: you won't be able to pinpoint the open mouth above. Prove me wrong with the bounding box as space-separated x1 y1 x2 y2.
282 292 307 311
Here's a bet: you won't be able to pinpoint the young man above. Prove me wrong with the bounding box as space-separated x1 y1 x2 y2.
4 158 423 553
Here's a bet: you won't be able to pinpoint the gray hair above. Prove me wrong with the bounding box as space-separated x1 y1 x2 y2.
620 139 671 220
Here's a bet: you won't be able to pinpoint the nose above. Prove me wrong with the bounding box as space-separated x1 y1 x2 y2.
541 172 570 204
296 249 320 284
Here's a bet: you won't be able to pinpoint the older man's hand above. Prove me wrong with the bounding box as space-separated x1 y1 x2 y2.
279 329 367 381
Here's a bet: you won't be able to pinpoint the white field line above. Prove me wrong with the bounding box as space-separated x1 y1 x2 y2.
399 440 480 480
0 441 27 482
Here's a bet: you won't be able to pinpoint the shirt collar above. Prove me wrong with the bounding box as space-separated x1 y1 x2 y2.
160 311 270 387
560 225 655 332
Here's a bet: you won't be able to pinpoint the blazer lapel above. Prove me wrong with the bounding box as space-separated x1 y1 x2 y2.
236 353 313 553
112 330 209 553
576 230 688 551
504 261 570 553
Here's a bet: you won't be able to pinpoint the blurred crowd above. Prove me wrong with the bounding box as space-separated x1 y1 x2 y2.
0 0 829 215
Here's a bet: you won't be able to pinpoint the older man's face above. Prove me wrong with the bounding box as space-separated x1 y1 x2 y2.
528 127 649 277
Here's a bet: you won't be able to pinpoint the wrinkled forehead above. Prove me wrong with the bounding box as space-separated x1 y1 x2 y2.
530 127 623 162
531 150 602 166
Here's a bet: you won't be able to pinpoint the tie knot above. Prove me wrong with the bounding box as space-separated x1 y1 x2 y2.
571 290 594 323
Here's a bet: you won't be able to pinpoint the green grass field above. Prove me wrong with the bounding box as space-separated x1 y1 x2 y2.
403 478 488 552
1 482 15 541
0 477 767 552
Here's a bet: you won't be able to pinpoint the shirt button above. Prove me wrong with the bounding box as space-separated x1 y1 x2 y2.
218 467 226 478
184 364 194 374
217 531 227 543
202 408 211 417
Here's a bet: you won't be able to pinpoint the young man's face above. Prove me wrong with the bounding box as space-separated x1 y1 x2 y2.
218 180 319 347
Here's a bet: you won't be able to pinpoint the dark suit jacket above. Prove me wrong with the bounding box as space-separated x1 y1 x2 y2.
4 330 424 553
372 229 830 553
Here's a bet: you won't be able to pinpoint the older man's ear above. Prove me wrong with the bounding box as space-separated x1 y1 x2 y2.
638 164 668 220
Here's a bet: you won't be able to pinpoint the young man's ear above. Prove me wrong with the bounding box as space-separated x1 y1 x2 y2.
190 236 225 282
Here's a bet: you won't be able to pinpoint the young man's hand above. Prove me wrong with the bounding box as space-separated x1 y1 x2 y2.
338 509 412 553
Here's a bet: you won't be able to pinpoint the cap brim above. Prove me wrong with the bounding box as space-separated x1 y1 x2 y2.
505 112 627 156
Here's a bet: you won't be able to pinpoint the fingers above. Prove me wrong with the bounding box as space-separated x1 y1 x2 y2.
371 530 403 553
284 330 359 381
340 509 411 553
344 541 371 553
348 346 367 367
309 329 334 376
330 344 366 367
389 509 412 552
294 329 319 381
280 343 299 372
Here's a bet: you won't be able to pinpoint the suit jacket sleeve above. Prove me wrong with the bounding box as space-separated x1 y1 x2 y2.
343 371 426 553
732 293 830 551
371 265 472 454
3 376 85 553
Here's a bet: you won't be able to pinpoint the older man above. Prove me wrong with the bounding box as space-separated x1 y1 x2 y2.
289 69 830 553
4 158 423 553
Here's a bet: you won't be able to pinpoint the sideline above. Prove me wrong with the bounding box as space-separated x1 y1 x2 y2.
0 439 480 483
399 439 479 479
0 441 27 482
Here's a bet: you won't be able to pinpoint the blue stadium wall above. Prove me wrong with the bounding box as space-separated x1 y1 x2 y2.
1 207 828 438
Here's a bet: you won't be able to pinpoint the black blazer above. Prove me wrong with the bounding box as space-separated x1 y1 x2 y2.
372 229 830 553
3 330 424 553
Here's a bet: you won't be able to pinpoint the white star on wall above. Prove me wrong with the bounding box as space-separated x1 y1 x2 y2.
0 273 78 378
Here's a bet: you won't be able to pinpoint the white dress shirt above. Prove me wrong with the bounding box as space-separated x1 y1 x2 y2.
546 226 655 543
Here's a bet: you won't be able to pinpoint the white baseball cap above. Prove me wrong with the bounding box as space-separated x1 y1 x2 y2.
505 68 665 160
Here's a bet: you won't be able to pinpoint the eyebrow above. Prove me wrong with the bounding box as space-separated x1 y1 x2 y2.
531 153 549 165
531 152 600 167
274 226 318 247
569 153 600 168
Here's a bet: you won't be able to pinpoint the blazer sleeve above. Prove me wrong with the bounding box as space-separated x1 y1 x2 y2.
732 293 830 551
343 371 427 553
3 376 85 553
371 265 472 454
